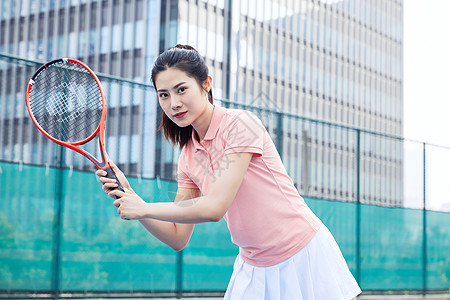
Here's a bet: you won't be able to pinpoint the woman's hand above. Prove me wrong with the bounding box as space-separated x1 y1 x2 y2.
96 161 132 196
96 161 147 220
110 189 149 220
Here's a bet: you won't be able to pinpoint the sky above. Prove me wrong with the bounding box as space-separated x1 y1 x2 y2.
404 0 450 148
403 0 450 211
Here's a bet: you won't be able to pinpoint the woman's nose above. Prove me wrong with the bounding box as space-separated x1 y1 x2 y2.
171 96 182 109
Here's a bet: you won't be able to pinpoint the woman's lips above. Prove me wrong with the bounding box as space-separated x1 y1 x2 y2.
174 111 187 119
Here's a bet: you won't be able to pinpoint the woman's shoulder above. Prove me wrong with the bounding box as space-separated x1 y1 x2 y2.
218 107 266 145
221 107 263 126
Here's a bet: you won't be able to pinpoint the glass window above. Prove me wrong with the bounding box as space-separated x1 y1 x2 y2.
272 2 279 27
101 1 109 26
198 26 207 55
135 20 144 49
57 35 65 57
112 0 120 25
217 0 225 9
88 30 97 55
188 2 197 42
280 1 286 30
100 26 110 54
264 47 270 73
177 20 188 45
264 0 272 23
256 0 264 22
273 52 278 77
111 24 121 52
306 63 313 91
287 0 294 34
123 22 134 50
1 0 7 20
47 38 53 58
68 32 77 57
354 0 360 22
241 0 249 16
319 10 325 48
29 0 39 14
78 31 87 57
124 0 133 23
248 0 256 19
111 53 119 76
199 3 207 28
136 0 143 20
336 60 342 99
122 51 131 78
69 7 76 32
107 81 119 107
348 66 354 105
239 39 247 68
324 57 330 96
256 46 263 72
301 15 306 39
216 33 224 62
99 53 106 73
331 60 337 97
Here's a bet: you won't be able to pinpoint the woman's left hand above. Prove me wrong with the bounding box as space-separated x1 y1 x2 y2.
110 188 148 220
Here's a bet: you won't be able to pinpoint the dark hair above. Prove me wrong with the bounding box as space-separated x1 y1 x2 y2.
151 44 213 149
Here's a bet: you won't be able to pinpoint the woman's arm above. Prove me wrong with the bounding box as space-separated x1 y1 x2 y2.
109 152 253 224
96 163 199 251
138 188 200 251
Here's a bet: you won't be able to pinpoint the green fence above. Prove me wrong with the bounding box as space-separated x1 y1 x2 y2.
0 161 449 298
0 53 449 297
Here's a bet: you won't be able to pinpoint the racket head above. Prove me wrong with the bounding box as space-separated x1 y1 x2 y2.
26 58 106 148
26 58 124 194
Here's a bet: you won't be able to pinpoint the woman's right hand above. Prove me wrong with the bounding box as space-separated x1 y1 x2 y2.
96 161 132 198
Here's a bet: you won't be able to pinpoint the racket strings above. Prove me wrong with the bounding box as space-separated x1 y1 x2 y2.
28 62 103 143
47 82 87 122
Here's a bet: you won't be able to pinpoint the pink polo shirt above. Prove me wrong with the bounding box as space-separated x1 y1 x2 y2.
177 105 322 267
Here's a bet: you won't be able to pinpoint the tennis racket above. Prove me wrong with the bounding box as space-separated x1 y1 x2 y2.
26 58 123 194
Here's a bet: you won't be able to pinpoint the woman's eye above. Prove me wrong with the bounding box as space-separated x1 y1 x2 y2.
178 87 186 93
159 93 168 98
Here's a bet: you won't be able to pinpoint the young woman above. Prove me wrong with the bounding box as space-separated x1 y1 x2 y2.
97 44 362 299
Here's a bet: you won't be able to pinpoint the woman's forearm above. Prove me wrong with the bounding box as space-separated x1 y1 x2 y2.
143 196 224 224
140 152 251 224
138 219 194 251
136 196 222 251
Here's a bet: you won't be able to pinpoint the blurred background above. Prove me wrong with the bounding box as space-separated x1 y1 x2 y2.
0 0 449 298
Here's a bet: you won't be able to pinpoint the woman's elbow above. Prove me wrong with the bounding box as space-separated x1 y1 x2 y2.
168 225 193 252
205 205 227 223
169 239 189 252
201 194 232 223
171 244 185 252
209 214 223 223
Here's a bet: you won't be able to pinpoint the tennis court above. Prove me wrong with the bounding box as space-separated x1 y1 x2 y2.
3 294 450 299
1 55 449 298
1 161 449 297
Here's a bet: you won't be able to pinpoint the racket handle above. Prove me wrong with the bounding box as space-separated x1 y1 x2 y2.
103 166 124 193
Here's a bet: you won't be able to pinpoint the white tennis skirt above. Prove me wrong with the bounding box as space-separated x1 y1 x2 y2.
224 225 362 300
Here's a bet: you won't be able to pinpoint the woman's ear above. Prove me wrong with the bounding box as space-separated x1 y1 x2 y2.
203 75 213 93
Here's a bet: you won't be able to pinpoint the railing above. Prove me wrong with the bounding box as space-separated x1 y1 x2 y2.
0 53 449 297
1 52 449 210
0 161 449 298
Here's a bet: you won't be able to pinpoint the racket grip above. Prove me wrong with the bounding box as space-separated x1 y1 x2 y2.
103 166 124 193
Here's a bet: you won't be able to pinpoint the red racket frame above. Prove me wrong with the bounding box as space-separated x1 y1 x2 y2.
26 58 111 170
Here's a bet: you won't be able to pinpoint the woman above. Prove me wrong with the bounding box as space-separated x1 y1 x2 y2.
97 44 361 299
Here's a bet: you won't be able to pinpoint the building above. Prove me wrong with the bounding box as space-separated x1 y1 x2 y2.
0 0 403 205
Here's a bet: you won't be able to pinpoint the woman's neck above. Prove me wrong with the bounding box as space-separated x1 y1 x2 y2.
192 103 214 142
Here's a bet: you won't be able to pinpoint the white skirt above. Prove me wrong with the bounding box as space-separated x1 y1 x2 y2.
224 225 362 300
